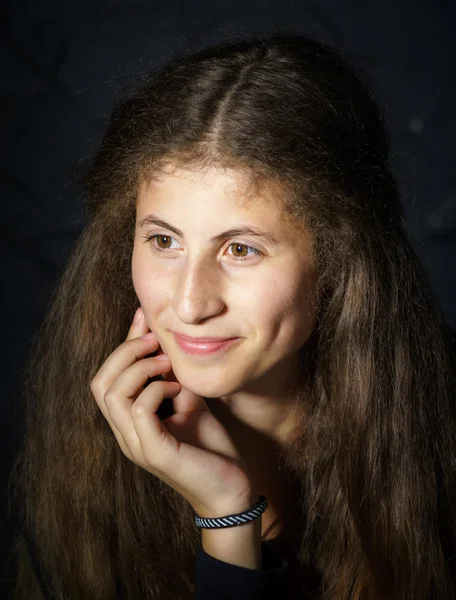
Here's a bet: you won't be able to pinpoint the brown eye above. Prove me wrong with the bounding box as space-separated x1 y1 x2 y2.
155 235 172 249
142 233 176 252
227 243 262 261
230 243 249 258
143 233 262 262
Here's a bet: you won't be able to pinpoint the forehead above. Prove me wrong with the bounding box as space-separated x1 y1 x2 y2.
137 165 293 226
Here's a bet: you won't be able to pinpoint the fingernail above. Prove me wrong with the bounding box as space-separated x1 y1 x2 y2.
155 354 169 360
140 332 155 340
133 307 143 323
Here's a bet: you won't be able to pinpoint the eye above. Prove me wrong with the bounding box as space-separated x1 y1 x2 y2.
144 234 177 251
142 233 262 262
227 242 262 261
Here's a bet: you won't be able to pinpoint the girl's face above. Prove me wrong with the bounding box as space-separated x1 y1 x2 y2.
132 166 318 399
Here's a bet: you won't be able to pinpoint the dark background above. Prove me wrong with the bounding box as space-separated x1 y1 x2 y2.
1 1 455 596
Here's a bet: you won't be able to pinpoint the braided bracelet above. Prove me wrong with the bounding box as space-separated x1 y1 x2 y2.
194 495 268 529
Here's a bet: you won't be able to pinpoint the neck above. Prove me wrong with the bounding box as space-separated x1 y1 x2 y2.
206 396 303 543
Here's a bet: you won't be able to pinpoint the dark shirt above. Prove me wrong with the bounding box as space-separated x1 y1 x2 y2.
194 542 289 599
20 520 290 600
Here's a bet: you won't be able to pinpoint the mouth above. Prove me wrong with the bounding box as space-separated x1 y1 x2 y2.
172 332 240 356
171 332 238 343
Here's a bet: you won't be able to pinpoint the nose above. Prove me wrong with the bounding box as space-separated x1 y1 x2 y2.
171 256 225 324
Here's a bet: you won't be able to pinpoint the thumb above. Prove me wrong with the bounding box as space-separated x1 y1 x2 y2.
162 366 210 414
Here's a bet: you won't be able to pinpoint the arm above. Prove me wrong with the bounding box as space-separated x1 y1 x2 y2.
201 493 262 570
194 494 289 599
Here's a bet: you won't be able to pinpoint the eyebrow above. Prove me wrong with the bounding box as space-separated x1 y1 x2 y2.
137 214 281 245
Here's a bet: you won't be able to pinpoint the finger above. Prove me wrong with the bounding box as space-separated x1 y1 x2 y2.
168 382 211 414
92 308 163 460
104 379 181 468
92 330 161 407
161 359 210 414
131 380 183 472
126 306 152 341
162 411 237 458
91 314 162 450
132 380 183 472
127 307 168 362
103 355 174 453
91 335 160 442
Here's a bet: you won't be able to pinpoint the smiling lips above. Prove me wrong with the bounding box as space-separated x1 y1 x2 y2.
172 332 237 343
172 332 240 355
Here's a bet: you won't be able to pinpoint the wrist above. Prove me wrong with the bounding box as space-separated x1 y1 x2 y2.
199 492 264 570
196 491 260 520
201 514 262 569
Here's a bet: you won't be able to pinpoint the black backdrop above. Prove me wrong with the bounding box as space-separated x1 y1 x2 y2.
1 1 455 596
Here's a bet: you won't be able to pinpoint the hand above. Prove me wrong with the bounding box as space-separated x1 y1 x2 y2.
90 307 257 518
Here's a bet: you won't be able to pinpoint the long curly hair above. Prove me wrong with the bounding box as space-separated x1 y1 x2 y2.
8 33 456 599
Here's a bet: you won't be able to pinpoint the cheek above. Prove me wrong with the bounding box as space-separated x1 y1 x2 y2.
250 287 296 340
288 282 319 344
131 252 149 300
262 278 318 344
131 250 168 303
131 264 170 334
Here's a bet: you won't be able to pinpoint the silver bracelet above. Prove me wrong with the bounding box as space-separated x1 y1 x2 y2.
194 495 268 529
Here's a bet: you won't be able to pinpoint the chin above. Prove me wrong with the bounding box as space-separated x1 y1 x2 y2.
172 369 241 399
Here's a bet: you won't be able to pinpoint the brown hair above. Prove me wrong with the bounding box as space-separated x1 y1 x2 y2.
8 33 456 599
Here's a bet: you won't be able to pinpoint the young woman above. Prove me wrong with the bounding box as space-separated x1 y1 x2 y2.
8 34 456 599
